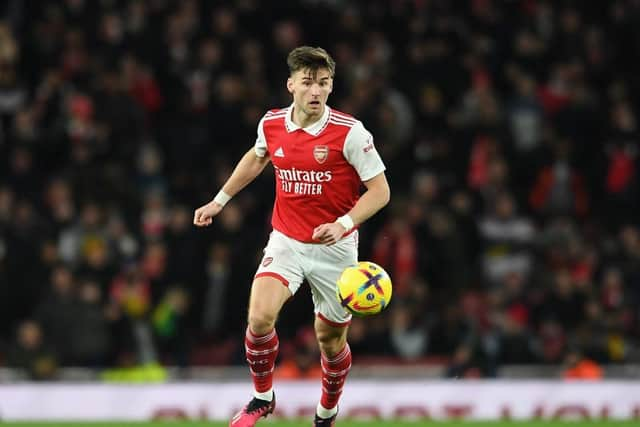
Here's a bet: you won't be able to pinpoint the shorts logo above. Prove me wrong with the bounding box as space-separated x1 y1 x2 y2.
313 145 329 164
262 257 273 267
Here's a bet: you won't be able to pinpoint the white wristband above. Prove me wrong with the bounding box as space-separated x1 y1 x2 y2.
336 214 355 232
213 190 232 207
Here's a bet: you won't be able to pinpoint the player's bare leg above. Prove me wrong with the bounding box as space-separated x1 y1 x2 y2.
230 277 291 427
313 316 351 426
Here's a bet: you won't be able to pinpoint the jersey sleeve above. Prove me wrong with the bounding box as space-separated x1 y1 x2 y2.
254 115 268 157
343 121 386 181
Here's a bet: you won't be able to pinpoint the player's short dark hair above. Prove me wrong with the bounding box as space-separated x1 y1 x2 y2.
287 46 335 77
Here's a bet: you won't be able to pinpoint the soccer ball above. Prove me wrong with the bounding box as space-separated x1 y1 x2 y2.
336 261 392 317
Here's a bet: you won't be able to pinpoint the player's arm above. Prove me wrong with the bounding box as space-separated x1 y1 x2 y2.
219 148 271 199
344 171 390 225
193 148 270 227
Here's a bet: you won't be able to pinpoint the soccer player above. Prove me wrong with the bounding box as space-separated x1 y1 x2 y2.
194 46 390 427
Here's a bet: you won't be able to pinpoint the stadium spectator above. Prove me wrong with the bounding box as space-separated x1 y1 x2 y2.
152 286 190 367
33 264 78 365
389 289 430 361
478 191 535 286
563 349 604 380
67 280 112 367
6 320 58 381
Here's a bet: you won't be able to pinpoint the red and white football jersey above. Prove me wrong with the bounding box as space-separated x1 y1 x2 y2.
254 104 386 243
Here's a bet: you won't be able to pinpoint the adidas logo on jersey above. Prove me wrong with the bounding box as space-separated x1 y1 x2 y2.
274 147 285 157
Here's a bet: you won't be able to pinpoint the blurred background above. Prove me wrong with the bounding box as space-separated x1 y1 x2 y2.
0 0 639 385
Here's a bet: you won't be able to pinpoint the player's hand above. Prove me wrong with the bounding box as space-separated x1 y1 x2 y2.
193 201 224 227
312 222 346 246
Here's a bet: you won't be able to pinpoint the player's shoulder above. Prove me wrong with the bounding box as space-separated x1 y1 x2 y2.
263 107 288 121
328 108 360 128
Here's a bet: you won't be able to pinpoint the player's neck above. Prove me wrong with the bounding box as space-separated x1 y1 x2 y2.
291 105 325 129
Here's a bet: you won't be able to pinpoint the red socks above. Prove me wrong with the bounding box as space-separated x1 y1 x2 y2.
245 327 279 393
245 327 351 411
320 344 352 409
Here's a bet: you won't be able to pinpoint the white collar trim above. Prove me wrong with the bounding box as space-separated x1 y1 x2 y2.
285 103 330 136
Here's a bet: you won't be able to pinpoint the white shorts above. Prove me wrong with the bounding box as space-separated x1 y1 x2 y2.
255 229 358 326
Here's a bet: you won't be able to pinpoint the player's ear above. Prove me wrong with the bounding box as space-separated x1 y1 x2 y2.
287 77 294 94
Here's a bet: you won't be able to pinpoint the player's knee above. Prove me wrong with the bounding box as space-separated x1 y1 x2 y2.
316 332 346 357
247 310 277 335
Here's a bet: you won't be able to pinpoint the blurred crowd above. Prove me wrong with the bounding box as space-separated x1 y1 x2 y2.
1 0 639 380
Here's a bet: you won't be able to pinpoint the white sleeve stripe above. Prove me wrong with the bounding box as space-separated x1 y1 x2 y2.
330 111 357 122
263 113 287 121
329 119 355 128
329 117 356 126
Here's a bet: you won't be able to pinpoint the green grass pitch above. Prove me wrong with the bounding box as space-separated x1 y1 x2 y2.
1 421 638 427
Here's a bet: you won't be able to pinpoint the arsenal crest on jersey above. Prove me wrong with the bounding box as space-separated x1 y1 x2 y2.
313 145 329 164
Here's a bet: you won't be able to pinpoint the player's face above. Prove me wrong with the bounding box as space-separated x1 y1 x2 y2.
287 68 333 118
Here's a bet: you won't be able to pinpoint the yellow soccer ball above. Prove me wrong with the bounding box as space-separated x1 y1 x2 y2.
336 261 392 316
